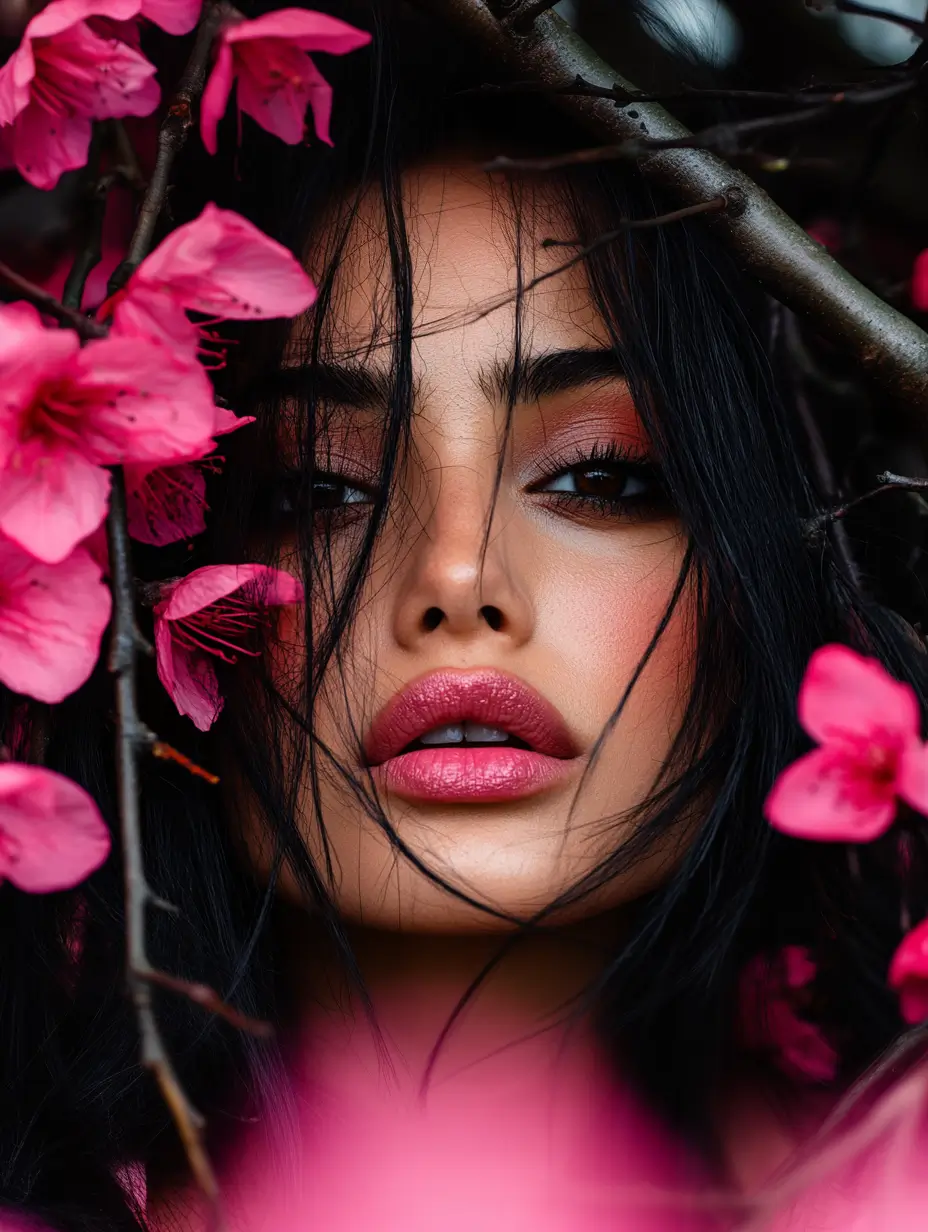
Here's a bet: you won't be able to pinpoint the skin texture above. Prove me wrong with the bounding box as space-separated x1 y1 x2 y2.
243 163 696 932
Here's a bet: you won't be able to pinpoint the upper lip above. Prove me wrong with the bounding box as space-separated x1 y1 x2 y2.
364 669 578 766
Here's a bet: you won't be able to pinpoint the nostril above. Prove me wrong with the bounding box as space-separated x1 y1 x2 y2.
422 606 444 632
480 605 504 632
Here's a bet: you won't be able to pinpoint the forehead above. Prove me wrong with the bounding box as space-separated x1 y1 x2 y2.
303 163 609 360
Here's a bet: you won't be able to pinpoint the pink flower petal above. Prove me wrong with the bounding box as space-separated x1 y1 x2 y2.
799 644 919 747
140 0 199 34
200 39 234 155
0 449 111 565
889 919 928 1024
131 203 316 322
155 618 223 731
126 462 208 546
157 563 302 621
764 745 897 842
8 99 94 190
73 335 219 464
0 762 110 893
897 738 928 817
0 538 111 703
737 947 838 1084
222 8 371 55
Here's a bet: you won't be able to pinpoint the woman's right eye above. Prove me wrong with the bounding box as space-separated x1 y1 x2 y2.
310 474 374 511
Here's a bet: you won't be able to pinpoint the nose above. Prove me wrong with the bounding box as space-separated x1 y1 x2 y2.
391 484 534 650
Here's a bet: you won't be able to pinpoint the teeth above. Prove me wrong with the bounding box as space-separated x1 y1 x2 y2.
463 723 509 743
419 724 464 746
416 722 512 746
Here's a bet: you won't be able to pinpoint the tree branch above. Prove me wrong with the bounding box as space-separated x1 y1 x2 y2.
106 473 224 1221
414 0 928 426
0 260 108 337
804 470 928 538
109 1 231 294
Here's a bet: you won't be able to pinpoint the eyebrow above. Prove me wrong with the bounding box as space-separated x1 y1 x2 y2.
484 347 627 404
276 346 626 410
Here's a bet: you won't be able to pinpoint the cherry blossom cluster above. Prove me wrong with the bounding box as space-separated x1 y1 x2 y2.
765 645 928 1039
0 2 369 897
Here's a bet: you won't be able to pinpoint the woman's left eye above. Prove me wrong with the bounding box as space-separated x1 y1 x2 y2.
311 475 373 510
538 463 652 503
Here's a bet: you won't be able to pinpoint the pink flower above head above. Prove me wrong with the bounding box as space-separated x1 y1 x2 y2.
108 203 317 359
0 762 110 892
738 945 839 1084
764 645 928 843
0 0 160 190
889 918 928 1024
154 564 303 731
200 6 371 154
0 300 221 563
913 250 928 313
0 536 111 703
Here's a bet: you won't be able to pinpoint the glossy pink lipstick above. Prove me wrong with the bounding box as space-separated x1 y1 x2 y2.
365 669 578 803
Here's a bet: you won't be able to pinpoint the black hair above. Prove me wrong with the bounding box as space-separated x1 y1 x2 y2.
2 3 927 1229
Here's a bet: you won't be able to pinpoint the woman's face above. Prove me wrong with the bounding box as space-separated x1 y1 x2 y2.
257 164 695 930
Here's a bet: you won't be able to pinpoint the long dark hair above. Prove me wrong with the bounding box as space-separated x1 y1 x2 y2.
2 3 926 1229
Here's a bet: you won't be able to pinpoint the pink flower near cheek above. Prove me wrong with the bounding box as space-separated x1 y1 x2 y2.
0 0 160 190
154 564 303 731
889 919 928 1024
764 645 928 842
200 7 370 154
0 536 112 704
0 763 110 893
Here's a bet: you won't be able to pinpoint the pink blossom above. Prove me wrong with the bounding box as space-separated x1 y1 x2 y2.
0 762 110 892
0 535 111 702
126 406 254 546
0 0 160 190
889 918 928 1024
738 946 838 1083
140 0 200 34
107 202 317 358
154 564 303 730
200 7 370 155
764 644 928 842
913 250 928 313
0 301 222 564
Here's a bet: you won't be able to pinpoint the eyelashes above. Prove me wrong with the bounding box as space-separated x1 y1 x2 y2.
257 440 671 531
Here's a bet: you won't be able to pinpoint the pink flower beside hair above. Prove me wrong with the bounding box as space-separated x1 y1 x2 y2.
0 536 111 703
0 0 160 190
889 918 928 1024
107 202 317 359
200 6 370 154
738 946 838 1084
0 762 110 892
764 645 928 842
154 564 303 731
0 301 222 564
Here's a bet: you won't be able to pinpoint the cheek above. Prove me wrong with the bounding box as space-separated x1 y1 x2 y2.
538 525 694 804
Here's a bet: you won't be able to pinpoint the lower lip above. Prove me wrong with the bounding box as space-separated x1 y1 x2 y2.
374 746 574 803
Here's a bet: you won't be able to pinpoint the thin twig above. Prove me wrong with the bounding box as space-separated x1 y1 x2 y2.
414 0 928 423
109 1 231 294
107 472 223 1221
539 194 730 249
62 130 111 312
804 470 928 537
0 260 107 337
140 969 273 1037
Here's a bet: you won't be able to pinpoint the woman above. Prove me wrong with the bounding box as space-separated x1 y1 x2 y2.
1 4 924 1229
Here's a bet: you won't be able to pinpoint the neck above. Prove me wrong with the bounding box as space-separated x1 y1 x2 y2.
285 910 624 1094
